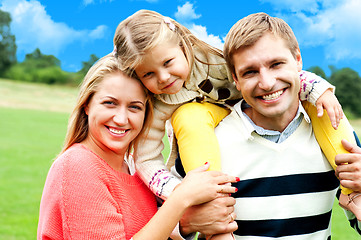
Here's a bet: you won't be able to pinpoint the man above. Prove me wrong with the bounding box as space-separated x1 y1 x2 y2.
179 12 361 239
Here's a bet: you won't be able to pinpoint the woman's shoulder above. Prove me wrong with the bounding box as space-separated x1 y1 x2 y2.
53 144 101 175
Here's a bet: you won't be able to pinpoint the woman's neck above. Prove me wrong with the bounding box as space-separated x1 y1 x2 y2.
80 138 130 174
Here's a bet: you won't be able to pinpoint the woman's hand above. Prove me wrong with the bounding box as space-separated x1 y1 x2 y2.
175 162 239 207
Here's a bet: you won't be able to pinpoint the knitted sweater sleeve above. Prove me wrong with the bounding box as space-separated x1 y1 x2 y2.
37 147 127 240
299 70 335 104
135 99 182 200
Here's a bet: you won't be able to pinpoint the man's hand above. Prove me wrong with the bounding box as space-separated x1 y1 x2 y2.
335 139 361 191
179 196 237 236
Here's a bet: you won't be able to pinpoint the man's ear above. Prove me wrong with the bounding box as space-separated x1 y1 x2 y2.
232 73 242 91
295 48 303 71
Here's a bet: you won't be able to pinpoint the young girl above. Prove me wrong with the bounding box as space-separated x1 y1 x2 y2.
113 10 359 233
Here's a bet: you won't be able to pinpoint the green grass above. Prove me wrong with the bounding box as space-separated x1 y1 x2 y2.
0 107 69 239
1 78 361 239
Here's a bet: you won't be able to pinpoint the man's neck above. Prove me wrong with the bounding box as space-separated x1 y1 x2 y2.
243 103 299 132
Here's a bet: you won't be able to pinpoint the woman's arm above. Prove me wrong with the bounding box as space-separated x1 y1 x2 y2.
133 163 238 240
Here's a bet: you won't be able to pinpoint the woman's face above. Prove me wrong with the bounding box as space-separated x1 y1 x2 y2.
85 72 147 156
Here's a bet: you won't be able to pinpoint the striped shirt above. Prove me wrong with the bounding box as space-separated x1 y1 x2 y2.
216 100 340 239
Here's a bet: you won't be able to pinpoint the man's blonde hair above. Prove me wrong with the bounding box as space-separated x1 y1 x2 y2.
224 12 300 76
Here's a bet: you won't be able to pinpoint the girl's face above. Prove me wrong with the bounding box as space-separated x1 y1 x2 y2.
85 72 146 157
135 42 190 95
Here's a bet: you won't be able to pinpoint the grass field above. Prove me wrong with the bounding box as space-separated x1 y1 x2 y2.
1 79 361 239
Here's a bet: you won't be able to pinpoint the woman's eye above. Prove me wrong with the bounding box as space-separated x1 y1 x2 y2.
103 101 115 106
130 105 142 111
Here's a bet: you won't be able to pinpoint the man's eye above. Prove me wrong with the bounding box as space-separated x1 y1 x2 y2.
271 62 283 68
243 70 257 77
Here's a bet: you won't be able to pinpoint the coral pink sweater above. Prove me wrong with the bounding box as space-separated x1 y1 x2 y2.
37 144 157 240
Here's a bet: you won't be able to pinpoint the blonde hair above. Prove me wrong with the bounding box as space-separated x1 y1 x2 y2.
61 53 153 156
113 9 223 80
224 12 300 76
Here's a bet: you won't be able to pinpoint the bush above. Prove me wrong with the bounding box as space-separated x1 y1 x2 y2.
4 63 82 85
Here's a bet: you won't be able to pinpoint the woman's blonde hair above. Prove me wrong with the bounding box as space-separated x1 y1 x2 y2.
61 53 153 156
224 12 300 76
113 9 223 80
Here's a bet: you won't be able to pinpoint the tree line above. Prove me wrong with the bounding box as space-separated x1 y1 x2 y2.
0 9 98 86
0 9 361 118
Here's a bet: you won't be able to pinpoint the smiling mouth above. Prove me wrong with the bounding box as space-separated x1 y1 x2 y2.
162 80 176 89
108 127 126 135
261 89 284 101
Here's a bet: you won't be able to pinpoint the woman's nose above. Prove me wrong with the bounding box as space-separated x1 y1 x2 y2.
113 108 128 125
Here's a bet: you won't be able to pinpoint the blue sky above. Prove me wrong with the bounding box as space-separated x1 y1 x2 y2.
1 0 361 77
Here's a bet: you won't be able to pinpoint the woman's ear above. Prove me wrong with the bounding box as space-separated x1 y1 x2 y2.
84 105 89 115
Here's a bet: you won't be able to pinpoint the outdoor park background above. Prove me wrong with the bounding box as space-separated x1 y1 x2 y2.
1 0 361 239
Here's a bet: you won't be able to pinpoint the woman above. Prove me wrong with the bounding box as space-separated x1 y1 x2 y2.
37 54 238 240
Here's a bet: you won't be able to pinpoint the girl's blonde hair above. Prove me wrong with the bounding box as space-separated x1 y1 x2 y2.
61 53 153 156
113 9 223 80
224 12 300 76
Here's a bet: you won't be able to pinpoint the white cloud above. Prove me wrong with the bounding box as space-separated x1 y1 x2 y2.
260 0 321 13
188 24 224 50
83 0 94 6
264 0 361 62
1 0 108 57
174 2 223 49
175 2 201 23
82 0 115 6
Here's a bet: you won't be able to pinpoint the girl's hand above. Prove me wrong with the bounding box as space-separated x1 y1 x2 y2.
176 162 239 207
315 89 343 129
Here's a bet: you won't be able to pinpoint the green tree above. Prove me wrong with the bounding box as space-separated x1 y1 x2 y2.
5 48 69 84
79 54 99 74
24 48 60 68
329 68 361 117
307 66 327 80
0 9 17 75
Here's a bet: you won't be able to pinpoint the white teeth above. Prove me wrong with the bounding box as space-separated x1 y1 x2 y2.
109 128 126 134
262 90 283 100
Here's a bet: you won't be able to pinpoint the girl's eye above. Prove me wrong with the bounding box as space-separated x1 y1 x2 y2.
142 72 153 78
164 59 172 66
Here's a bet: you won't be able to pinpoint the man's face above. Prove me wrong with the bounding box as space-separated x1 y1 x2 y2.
232 32 302 131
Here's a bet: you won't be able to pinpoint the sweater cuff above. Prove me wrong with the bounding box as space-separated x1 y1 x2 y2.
299 71 335 105
170 222 197 240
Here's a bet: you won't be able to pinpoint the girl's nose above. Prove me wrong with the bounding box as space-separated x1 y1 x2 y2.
158 70 170 83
